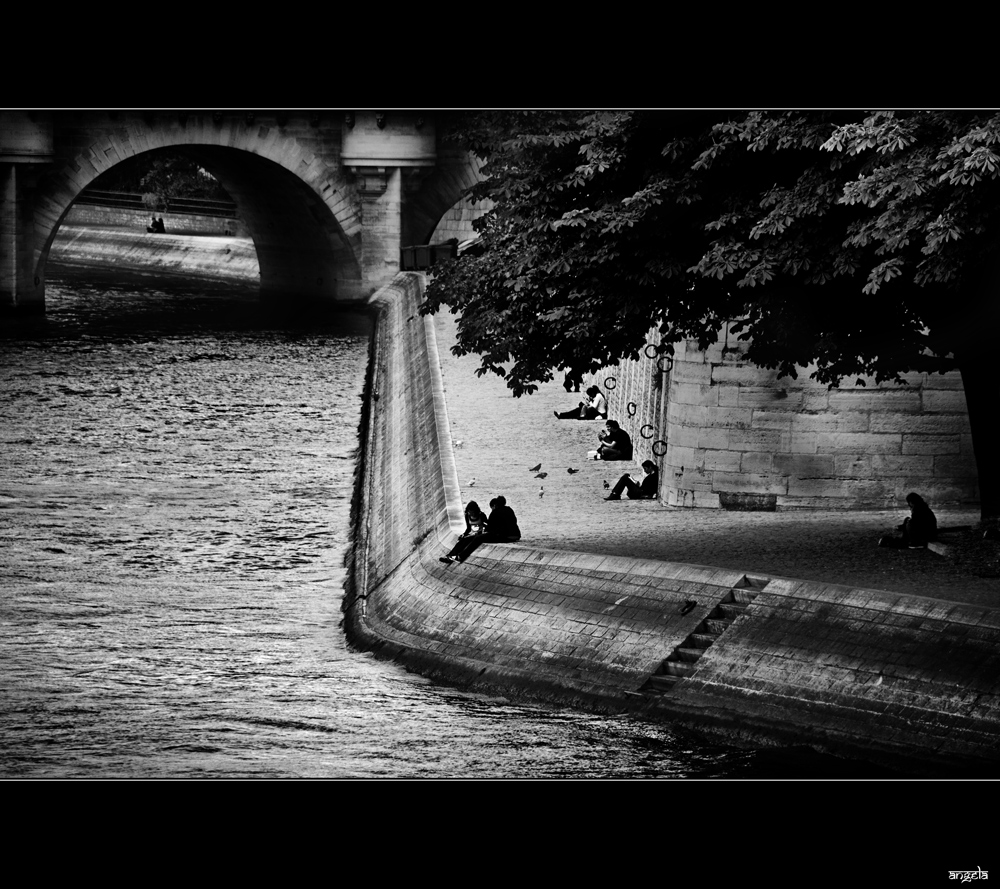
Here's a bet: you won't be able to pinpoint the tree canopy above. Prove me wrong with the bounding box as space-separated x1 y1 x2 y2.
92 153 232 208
422 110 1000 517
425 110 1000 392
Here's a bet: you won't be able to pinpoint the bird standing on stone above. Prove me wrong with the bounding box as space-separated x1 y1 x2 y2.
535 471 547 479
603 480 610 490
468 478 477 487
538 486 544 498
528 463 542 472
454 440 464 449
567 468 580 474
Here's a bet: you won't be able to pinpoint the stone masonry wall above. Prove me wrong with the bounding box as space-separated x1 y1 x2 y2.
579 331 667 475
584 323 978 511
664 325 978 510
64 203 246 236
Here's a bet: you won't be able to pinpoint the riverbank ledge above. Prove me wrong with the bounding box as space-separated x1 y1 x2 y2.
344 273 1000 777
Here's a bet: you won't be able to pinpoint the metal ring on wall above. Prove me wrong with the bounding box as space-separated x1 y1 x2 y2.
640 424 655 439
627 402 637 416
656 355 674 373
644 343 659 359
652 439 668 456
605 376 617 390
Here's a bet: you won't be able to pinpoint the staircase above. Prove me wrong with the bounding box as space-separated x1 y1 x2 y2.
639 575 769 696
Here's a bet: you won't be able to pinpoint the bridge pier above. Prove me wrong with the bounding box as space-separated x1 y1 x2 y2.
0 113 53 314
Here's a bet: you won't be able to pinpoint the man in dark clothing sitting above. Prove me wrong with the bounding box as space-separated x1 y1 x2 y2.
605 460 658 501
487 496 521 541
596 420 633 461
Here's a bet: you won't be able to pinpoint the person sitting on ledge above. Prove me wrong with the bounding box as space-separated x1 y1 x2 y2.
595 419 633 461
486 495 521 542
440 497 521 564
605 460 658 501
554 385 607 421
440 500 488 564
879 492 937 548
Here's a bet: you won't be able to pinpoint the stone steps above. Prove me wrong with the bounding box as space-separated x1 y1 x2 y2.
639 575 768 697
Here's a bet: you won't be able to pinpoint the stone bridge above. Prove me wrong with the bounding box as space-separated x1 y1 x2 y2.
0 110 483 313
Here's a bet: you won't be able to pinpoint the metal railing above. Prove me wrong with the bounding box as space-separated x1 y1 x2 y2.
76 189 238 218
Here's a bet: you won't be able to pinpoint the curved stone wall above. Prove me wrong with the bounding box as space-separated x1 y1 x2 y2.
346 274 1000 775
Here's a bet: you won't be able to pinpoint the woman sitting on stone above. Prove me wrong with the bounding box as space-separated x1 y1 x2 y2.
440 501 489 564
879 492 938 548
554 385 608 421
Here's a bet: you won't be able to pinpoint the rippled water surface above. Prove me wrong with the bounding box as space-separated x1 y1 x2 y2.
0 270 906 779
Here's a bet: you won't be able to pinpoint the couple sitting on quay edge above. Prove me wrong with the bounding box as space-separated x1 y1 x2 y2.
440 496 521 564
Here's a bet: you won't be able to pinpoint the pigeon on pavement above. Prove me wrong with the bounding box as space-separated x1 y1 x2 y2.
528 463 542 472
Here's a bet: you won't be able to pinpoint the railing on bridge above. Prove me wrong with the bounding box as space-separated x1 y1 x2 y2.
77 189 238 219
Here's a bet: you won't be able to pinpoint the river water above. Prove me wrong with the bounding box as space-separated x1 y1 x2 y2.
0 269 906 779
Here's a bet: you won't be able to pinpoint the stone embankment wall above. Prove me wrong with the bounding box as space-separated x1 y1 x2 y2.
582 323 977 510
48 224 260 284
63 204 246 236
345 273 1000 775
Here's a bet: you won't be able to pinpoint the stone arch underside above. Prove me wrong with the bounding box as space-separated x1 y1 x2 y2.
33 123 363 302
401 148 486 247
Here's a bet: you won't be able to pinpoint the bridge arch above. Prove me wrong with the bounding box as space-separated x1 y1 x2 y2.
32 114 364 302
401 148 487 247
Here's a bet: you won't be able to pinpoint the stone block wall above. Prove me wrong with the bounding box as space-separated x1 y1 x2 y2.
584 323 978 511
428 194 492 245
664 327 977 510
63 203 245 236
579 333 667 474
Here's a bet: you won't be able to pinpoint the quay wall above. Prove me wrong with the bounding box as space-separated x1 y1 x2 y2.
47 223 260 284
581 324 978 511
344 273 1000 776
63 203 247 236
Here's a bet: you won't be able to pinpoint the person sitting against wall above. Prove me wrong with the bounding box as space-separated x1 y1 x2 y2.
146 215 158 233
595 419 633 461
878 492 938 548
605 460 658 501
554 385 608 421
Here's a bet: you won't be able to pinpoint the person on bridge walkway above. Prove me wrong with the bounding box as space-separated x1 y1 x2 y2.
605 460 658 501
554 385 607 420
879 492 938 548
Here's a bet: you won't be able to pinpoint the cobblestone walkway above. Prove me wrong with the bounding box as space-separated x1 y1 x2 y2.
431 311 999 607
